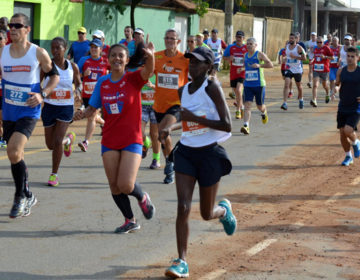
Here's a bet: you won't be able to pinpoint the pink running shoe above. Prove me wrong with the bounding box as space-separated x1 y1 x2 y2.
78 140 88 152
64 132 76 157
48 174 59 187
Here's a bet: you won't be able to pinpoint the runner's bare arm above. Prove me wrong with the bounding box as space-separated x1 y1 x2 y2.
37 47 59 96
297 46 306 60
335 67 342 87
73 105 97 121
72 62 82 102
140 42 155 81
258 52 273 68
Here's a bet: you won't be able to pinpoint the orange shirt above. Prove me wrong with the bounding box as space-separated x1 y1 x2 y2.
153 50 189 113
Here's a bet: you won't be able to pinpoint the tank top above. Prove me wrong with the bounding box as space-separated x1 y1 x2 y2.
180 79 231 147
340 46 348 67
44 60 74 106
339 66 360 113
244 51 266 87
0 43 41 121
207 39 222 64
285 44 303 74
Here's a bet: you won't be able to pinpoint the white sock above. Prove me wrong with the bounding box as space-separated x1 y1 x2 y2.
244 122 249 126
64 138 71 145
346 151 352 157
352 139 359 145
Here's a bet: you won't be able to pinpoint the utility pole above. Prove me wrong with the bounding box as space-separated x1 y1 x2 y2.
311 0 317 34
224 0 233 45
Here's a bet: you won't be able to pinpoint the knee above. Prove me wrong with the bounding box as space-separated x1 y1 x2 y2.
7 147 22 163
343 126 354 136
177 201 191 218
118 182 134 194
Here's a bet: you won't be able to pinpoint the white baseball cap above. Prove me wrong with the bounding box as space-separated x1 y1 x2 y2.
344 35 353 40
92 30 105 39
134 28 144 35
311 32 317 36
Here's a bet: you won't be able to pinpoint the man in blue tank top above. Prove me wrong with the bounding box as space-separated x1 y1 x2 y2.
0 13 59 218
335 46 360 166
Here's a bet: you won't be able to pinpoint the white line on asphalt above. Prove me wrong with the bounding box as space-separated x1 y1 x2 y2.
198 269 227 280
325 192 344 204
289 221 305 229
246 238 277 256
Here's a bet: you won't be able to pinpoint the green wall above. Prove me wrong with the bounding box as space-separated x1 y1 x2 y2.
84 1 199 51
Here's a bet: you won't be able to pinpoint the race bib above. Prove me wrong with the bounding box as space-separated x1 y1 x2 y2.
141 90 155 103
4 84 31 106
84 82 97 95
331 57 338 64
245 70 259 81
182 112 209 137
104 101 124 115
91 72 98 80
287 58 298 64
49 88 71 100
157 73 179 89
233 57 244 66
314 64 324 72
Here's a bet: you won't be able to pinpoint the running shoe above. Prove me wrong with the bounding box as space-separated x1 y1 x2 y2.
310 100 318 108
23 194 38 217
353 142 360 158
299 99 304 109
218 199 237 235
341 155 353 166
164 172 175 184
280 103 288 110
235 110 241 119
307 82 312 88
142 145 149 159
149 159 161 169
9 196 27 218
229 92 235 99
240 125 250 135
165 258 189 279
261 112 268 124
288 91 293 98
114 219 140 234
64 132 76 157
325 95 330 104
164 159 174 175
0 139 7 148
48 174 59 187
78 140 88 152
138 192 155 220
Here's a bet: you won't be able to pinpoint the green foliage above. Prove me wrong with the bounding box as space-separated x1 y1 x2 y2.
193 0 210 17
103 0 127 20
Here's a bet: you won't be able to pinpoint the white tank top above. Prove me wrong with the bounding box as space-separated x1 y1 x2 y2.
207 39 222 64
307 40 317 59
44 60 74 106
340 46 347 67
180 79 231 147
285 44 303 74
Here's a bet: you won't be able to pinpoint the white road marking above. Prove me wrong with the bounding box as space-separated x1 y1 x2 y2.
246 238 277 256
325 192 344 204
289 221 305 229
198 269 227 280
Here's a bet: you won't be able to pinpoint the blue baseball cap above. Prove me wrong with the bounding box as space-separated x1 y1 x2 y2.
184 46 215 64
90 38 102 47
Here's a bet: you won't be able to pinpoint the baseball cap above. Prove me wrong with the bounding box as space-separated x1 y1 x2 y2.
90 38 102 47
184 46 215 64
92 30 104 39
211 28 218 33
311 32 317 36
134 28 144 35
203 29 209 35
196 32 204 38
78 27 86 33
236 31 245 37
344 35 353 40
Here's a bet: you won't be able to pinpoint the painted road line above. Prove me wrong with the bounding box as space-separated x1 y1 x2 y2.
289 221 305 230
198 269 227 280
266 101 280 108
325 192 344 204
246 238 277 257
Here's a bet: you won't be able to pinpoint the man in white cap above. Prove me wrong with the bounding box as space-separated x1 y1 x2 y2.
92 29 110 68
127 28 146 70
339 34 352 68
306 32 317 88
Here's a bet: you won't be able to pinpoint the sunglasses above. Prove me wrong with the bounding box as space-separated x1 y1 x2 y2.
8 23 27 29
317 41 323 44
187 40 194 43
78 32 85 35
164 37 177 41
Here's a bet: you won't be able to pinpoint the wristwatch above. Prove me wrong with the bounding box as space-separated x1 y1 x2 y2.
40 90 47 99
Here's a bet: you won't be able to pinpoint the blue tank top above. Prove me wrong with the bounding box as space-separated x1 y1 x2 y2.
339 66 360 113
244 51 266 87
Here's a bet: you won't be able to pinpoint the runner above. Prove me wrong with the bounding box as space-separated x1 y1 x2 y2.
119 26 136 56
339 34 352 68
329 36 341 100
281 33 306 110
186 35 196 53
306 32 317 88
92 29 110 68
127 28 146 70
73 43 155 233
153 28 189 184
207 28 227 77
0 17 11 45
278 41 293 99
295 32 307 52
325 33 333 46
240 37 273 135
203 29 209 44
0 29 8 148
195 33 210 49
223 30 247 119
67 26 90 65
310 36 333 107
334 46 360 166
161 47 236 279
141 75 161 169
77 38 107 152
41 37 81 187
0 13 59 218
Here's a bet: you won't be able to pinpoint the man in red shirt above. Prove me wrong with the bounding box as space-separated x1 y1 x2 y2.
223 30 247 119
310 36 334 107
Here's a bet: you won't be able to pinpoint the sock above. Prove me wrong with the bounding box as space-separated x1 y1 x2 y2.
129 182 144 202
244 122 249 127
261 111 266 116
84 139 89 144
346 151 352 157
112 194 134 220
11 160 27 198
153 152 160 161
299 98 303 101
24 165 32 198
143 136 151 148
352 139 359 145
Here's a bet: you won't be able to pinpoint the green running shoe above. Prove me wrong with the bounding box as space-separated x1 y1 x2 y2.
165 258 189 278
219 199 237 235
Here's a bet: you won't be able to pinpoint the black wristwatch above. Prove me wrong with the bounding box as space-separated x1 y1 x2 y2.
39 90 47 99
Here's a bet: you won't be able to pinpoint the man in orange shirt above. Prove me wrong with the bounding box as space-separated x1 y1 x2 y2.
154 28 189 184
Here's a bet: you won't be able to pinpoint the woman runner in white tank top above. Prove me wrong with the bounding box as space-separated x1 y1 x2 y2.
41 37 81 187
161 47 236 279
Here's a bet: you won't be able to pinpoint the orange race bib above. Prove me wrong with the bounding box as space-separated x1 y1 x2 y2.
182 115 209 136
84 82 97 95
49 89 71 100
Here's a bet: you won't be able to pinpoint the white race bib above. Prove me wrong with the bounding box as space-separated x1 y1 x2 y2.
4 84 31 106
157 73 179 89
245 70 259 81
232 57 244 66
314 64 324 72
331 57 338 64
